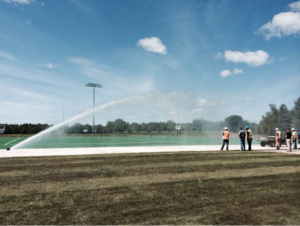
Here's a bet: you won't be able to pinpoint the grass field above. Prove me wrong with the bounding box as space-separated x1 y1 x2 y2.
1 151 300 225
0 136 260 149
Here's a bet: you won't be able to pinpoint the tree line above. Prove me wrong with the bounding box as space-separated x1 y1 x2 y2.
1 117 258 135
258 97 300 135
2 97 299 135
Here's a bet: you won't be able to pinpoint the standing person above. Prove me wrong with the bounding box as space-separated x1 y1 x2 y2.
221 127 230 151
286 128 292 152
239 127 246 151
298 129 300 149
275 128 281 150
291 128 297 150
245 126 253 151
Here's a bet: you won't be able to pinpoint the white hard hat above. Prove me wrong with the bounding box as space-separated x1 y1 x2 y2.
224 127 228 130
292 128 295 131
275 128 278 130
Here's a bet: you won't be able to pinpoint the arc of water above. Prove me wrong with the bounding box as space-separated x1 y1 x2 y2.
11 94 147 150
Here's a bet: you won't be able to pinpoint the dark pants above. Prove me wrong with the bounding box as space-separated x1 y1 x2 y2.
221 140 229 151
240 139 245 151
247 138 252 151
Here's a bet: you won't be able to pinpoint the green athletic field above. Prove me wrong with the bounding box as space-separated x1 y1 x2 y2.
0 136 259 149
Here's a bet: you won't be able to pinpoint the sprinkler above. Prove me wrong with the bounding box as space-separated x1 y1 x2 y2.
7 147 10 151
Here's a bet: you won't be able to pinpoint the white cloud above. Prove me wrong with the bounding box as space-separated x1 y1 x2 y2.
2 101 59 111
169 111 177 115
137 37 167 55
278 57 287 61
69 56 155 97
186 108 203 114
289 1 300 11
0 52 15 61
10 88 45 99
36 63 57 69
224 50 269 66
68 57 93 65
214 52 223 59
245 97 252 101
259 11 300 40
198 99 208 106
125 116 136 119
2 0 33 4
220 70 231 78
233 68 243 74
197 97 230 107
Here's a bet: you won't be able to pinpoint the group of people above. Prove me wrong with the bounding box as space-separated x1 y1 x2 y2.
221 126 300 152
220 126 253 151
275 128 300 152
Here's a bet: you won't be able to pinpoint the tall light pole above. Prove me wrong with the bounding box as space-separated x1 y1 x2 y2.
86 83 103 135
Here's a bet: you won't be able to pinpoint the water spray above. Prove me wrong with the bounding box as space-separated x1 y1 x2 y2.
10 94 149 150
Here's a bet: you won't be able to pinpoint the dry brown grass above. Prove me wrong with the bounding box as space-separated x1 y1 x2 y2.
1 151 300 225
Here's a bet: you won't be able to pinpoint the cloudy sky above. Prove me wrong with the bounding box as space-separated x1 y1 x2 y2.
1 0 299 125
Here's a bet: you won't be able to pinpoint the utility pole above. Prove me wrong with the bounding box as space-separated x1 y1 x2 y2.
86 83 103 135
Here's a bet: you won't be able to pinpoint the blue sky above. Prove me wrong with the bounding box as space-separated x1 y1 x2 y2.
0 0 299 125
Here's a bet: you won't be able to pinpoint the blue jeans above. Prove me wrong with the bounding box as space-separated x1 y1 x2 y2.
240 139 245 151
293 139 297 149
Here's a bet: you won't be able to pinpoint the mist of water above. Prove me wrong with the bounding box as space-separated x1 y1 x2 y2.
11 94 147 150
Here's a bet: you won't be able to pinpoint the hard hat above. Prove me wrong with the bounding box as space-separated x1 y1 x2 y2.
245 126 249 129
291 128 295 131
275 128 278 130
224 127 228 130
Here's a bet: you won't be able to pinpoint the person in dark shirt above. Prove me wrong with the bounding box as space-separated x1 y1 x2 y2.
238 127 246 151
286 128 292 152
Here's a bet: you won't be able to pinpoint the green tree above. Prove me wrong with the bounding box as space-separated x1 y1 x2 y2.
259 104 279 135
72 123 83 134
292 97 300 129
224 115 243 132
192 119 204 131
278 104 292 130
166 120 176 132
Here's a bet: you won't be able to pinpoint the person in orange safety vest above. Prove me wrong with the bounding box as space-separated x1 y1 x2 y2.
221 127 230 151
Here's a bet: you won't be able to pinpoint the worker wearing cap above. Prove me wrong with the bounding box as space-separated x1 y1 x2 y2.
245 126 253 151
275 128 281 150
221 127 230 151
291 128 297 150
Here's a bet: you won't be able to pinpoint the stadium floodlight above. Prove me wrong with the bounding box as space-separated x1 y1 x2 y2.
86 83 103 135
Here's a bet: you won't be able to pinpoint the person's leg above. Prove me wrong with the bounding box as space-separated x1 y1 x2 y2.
247 138 250 150
276 138 280 149
221 140 225 150
226 140 229 151
287 139 291 152
242 139 245 151
249 138 252 150
240 139 243 151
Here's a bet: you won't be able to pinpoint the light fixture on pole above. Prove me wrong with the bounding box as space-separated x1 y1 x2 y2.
86 83 103 135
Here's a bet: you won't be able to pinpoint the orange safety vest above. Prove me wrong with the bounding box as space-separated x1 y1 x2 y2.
222 131 230 140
